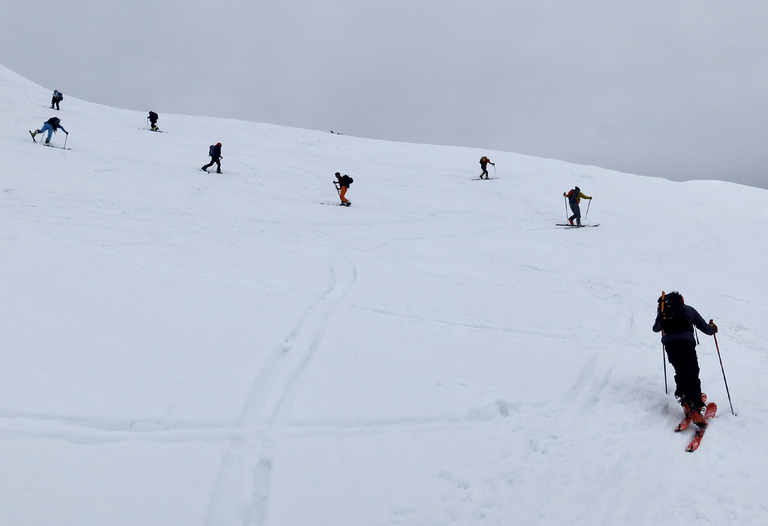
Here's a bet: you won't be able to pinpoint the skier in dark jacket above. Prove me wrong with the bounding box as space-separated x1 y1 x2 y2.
334 172 352 206
202 142 222 173
563 186 592 225
653 292 718 426
51 90 63 110
148 111 159 131
30 117 68 144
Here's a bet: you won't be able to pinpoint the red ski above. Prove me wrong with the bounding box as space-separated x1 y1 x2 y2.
675 394 707 432
685 402 717 453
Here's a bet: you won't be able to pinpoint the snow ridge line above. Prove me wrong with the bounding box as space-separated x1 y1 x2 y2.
205 252 356 526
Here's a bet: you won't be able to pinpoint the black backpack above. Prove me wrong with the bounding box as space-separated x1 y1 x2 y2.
149 111 158 121
658 292 692 334
209 145 215 156
46 117 61 128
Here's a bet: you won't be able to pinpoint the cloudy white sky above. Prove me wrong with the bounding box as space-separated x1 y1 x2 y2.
3 0 767 189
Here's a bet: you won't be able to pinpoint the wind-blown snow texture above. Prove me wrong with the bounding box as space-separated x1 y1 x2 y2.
1 64 767 526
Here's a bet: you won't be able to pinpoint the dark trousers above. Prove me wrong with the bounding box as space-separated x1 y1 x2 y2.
202 157 221 173
569 202 581 224
665 339 704 410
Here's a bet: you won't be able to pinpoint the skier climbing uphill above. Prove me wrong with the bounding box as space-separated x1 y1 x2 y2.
51 89 63 110
479 156 495 179
653 291 718 427
30 117 68 144
334 172 353 206
148 111 159 131
202 142 222 173
563 186 592 225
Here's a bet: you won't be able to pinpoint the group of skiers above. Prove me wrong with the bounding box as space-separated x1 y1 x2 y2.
26 92 725 427
30 91 227 174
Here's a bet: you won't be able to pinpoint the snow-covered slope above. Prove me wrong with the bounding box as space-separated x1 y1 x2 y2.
1 64 767 526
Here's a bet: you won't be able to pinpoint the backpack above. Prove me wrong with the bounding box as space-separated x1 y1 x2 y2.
658 292 692 334
53 90 63 101
480 156 488 164
149 111 158 121
46 117 61 128
209 145 215 156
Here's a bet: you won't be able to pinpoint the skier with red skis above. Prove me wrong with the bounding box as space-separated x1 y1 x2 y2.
653 292 718 427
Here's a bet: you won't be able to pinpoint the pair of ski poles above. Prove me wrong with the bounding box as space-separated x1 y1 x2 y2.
563 196 591 221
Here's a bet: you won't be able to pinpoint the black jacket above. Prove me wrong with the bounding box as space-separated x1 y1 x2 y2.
653 304 716 344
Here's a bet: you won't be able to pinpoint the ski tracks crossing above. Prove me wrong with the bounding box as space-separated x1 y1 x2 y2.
205 252 357 526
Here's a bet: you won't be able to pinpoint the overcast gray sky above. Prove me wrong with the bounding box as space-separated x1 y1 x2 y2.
3 0 767 189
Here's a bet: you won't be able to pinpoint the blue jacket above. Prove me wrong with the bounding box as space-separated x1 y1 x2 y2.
653 304 716 344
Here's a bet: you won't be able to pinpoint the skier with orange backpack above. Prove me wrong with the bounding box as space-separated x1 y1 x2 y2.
479 156 495 179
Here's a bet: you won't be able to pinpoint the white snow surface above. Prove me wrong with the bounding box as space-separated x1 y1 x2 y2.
1 64 767 526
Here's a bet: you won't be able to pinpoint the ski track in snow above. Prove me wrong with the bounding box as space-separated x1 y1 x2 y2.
205 250 357 526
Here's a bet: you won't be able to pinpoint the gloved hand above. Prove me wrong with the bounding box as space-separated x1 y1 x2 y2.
65 131 69 135
709 320 718 333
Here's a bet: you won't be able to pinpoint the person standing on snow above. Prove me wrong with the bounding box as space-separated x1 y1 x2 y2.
202 142 222 173
653 291 718 427
334 172 353 206
563 186 592 225
30 117 68 144
148 111 159 131
51 90 63 110
479 156 495 179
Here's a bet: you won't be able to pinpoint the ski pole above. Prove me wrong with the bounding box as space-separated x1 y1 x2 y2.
64 133 68 149
493 164 497 177
585 198 591 219
712 327 736 415
660 291 668 394
564 196 569 221
333 181 341 196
